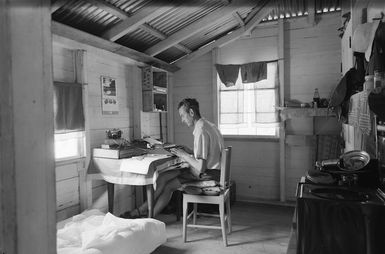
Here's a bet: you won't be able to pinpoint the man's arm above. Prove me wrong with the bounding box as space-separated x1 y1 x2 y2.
170 148 207 177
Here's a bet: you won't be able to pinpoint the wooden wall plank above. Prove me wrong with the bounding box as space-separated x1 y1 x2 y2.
55 163 78 181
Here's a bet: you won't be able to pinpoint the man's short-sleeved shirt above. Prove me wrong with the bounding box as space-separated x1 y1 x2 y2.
193 118 225 170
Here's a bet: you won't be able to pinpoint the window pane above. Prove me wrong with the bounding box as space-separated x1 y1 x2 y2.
220 123 278 136
221 113 243 124
255 89 276 112
55 131 85 160
220 91 241 113
255 112 278 123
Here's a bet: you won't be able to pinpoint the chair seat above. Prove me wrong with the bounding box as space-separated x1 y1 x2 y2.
183 188 230 204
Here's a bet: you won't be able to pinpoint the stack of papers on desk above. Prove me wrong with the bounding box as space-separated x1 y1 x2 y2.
119 154 173 174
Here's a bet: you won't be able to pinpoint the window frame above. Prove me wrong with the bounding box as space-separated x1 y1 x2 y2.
216 64 280 140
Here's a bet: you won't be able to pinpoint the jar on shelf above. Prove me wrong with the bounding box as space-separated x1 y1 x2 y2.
363 75 374 91
374 71 384 92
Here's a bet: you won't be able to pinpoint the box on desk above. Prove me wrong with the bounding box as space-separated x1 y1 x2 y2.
93 147 146 159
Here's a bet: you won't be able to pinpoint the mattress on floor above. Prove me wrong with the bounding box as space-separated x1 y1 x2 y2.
57 209 167 254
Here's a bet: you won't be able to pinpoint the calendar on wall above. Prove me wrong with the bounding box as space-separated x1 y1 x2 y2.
101 75 119 115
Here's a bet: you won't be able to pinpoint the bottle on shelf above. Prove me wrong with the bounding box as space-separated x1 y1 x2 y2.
313 88 320 108
363 75 374 91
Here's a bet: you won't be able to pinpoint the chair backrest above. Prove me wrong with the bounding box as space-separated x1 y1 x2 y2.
219 146 232 189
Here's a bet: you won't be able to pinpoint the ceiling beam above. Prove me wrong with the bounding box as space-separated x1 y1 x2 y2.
307 0 316 25
233 11 245 26
175 2 272 66
51 0 67 13
140 23 167 40
52 21 179 72
85 0 128 20
144 0 253 56
243 0 271 32
175 44 192 54
140 24 192 53
102 5 173 41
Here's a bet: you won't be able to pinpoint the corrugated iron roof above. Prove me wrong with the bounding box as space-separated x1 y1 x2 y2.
52 0 341 70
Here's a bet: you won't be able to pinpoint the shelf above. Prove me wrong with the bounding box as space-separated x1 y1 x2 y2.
142 66 168 112
277 107 335 120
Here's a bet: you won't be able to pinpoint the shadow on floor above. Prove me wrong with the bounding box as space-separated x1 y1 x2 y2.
153 201 295 254
153 245 189 254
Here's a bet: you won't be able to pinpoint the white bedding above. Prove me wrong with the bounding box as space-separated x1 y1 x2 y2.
57 210 166 254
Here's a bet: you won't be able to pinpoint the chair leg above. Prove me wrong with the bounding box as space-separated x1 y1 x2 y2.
182 198 188 242
226 198 232 234
219 202 228 247
175 190 182 221
193 203 197 225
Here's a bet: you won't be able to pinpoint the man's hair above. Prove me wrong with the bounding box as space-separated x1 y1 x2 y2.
178 98 201 118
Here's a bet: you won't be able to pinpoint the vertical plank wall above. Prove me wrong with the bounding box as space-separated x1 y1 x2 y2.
52 35 160 219
173 12 342 202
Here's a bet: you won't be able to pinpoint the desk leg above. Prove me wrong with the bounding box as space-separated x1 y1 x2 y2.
146 184 154 218
107 183 114 213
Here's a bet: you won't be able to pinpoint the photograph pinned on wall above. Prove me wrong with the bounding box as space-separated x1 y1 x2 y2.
101 75 119 115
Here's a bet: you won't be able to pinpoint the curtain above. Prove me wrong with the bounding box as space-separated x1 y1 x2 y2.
240 62 267 83
54 82 85 132
215 64 240 87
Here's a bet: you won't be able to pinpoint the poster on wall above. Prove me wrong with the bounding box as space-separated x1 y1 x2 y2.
101 75 119 115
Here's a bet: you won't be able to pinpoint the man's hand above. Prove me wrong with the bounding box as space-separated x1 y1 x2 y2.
170 148 190 159
175 145 192 154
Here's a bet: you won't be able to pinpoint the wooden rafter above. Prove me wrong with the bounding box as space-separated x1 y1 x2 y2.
175 1 273 66
174 44 192 54
140 23 167 40
52 21 179 72
140 24 192 54
233 11 245 26
144 0 253 56
51 0 67 13
102 5 173 41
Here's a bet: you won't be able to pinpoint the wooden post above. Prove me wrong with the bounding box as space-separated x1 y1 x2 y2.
167 72 174 143
74 49 92 210
0 1 56 253
278 19 286 202
307 0 316 26
212 47 219 126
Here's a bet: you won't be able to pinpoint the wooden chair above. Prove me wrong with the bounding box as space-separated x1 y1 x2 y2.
182 146 232 246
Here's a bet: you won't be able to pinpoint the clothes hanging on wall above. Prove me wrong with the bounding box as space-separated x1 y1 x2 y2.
240 62 267 83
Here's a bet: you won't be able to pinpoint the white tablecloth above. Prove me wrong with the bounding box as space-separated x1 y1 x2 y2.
92 155 182 187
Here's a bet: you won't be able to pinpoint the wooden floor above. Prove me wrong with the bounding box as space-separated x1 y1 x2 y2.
153 201 295 254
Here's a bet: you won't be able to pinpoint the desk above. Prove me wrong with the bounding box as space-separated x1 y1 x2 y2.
92 155 181 218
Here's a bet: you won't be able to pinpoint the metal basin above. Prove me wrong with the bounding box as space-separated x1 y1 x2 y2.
310 188 370 202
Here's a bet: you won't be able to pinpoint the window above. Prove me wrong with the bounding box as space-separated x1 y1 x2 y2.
55 131 85 160
218 62 279 137
53 82 85 160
